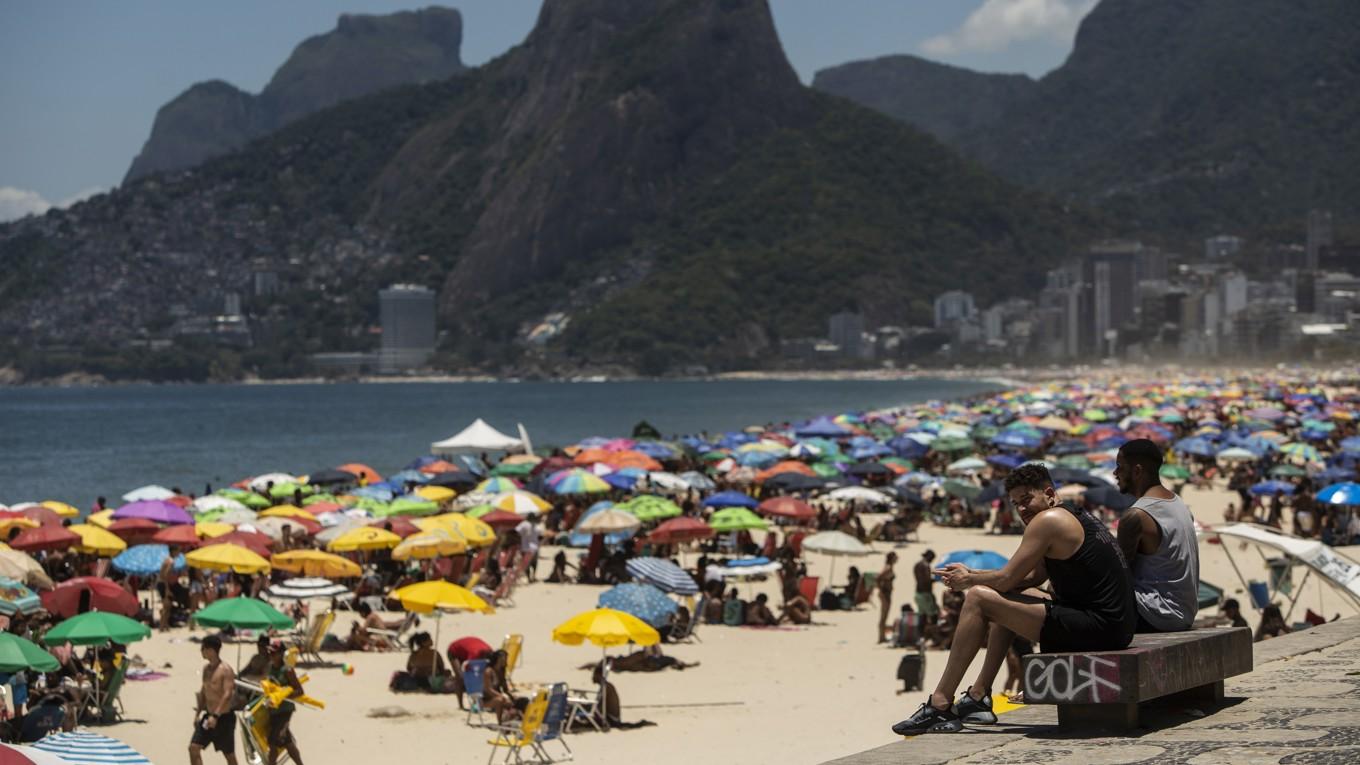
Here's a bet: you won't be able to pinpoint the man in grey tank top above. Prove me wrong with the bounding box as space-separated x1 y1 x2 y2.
1114 439 1200 631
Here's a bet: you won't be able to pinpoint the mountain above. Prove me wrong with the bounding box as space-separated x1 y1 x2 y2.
813 55 1035 144
124 7 466 183
2 0 1095 380
814 0 1360 235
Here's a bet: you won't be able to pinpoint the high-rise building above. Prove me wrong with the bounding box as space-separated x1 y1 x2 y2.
379 285 436 373
933 291 976 328
1307 210 1334 271
1205 235 1245 261
828 311 866 358
1219 272 1248 317
1080 242 1141 354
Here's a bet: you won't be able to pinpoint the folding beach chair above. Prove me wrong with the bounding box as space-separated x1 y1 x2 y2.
371 611 418 649
532 683 573 762
566 662 609 733
93 654 129 724
669 596 704 643
19 698 65 742
492 556 531 607
290 611 335 666
501 634 524 687
485 690 547 765
463 659 490 726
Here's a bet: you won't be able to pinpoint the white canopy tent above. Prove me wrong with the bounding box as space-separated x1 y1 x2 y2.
1210 522 1360 620
430 418 528 455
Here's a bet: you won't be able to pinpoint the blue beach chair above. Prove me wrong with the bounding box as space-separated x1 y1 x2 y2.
463 659 489 726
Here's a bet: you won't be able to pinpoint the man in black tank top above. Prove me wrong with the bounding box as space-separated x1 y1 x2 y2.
892 463 1136 736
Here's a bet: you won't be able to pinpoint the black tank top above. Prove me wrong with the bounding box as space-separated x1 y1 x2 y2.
1046 506 1137 633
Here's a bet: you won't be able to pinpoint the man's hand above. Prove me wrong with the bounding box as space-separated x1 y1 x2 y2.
202 715 217 730
935 563 973 591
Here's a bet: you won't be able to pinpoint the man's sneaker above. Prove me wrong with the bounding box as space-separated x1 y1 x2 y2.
892 698 963 736
953 690 998 724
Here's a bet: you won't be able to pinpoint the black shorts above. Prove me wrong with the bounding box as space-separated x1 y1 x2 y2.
191 714 235 754
267 706 295 748
1040 601 1132 653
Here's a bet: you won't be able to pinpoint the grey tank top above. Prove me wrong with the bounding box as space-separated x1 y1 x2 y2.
1131 493 1200 631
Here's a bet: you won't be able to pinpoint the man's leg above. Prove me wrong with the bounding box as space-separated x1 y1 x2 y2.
929 586 1045 710
969 588 1048 699
190 743 204 765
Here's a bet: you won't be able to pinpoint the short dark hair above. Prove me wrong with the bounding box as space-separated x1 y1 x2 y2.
1119 439 1163 474
203 635 223 653
1004 463 1053 493
1223 598 1240 610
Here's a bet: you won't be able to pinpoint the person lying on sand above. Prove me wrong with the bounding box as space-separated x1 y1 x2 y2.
597 645 699 673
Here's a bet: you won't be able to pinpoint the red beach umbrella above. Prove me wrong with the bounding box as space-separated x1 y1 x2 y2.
757 496 817 522
10 525 81 553
647 517 715 545
19 506 64 527
40 576 139 618
152 525 202 548
371 516 420 538
478 510 523 531
211 531 274 557
108 518 161 545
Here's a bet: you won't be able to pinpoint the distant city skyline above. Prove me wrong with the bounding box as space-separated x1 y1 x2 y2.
0 0 1096 219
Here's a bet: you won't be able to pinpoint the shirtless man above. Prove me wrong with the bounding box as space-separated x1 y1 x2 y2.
891 463 1135 735
876 552 897 643
190 635 238 765
1114 439 1200 632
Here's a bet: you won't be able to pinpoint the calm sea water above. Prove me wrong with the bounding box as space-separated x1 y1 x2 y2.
0 378 999 507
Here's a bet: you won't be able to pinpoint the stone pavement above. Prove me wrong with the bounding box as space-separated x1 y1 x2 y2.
824 616 1360 765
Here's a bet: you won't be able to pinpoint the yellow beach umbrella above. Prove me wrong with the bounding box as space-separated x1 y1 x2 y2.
186 543 271 574
327 527 401 553
68 524 127 557
392 529 468 560
392 581 492 614
87 509 115 529
413 485 456 503
195 521 235 539
415 513 496 547
552 608 660 648
492 491 551 515
259 505 317 522
0 517 39 535
272 549 362 578
41 501 80 518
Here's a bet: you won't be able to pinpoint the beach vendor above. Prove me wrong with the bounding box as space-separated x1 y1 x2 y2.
190 635 238 765
891 463 1135 735
264 641 305 765
1114 438 1201 632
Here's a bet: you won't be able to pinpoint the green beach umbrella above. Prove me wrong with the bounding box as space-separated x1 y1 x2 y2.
44 611 151 647
491 462 534 477
943 479 981 501
376 497 440 518
709 508 769 533
0 632 60 672
218 489 270 509
463 504 496 520
1268 464 1307 478
1159 465 1191 480
193 597 294 631
269 482 314 500
811 462 842 478
931 435 975 454
302 493 340 506
619 496 682 523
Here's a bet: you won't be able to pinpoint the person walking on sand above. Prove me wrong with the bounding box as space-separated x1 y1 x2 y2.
891 463 1135 735
876 552 897 643
264 642 305 765
1114 438 1200 633
190 635 238 765
913 550 939 642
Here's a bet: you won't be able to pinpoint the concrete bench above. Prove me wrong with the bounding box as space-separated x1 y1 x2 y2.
1020 626 1252 730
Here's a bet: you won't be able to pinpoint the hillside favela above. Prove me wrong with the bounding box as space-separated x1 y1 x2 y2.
1 2 1358 765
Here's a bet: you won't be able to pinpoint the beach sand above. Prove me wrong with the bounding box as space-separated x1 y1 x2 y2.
107 481 1359 765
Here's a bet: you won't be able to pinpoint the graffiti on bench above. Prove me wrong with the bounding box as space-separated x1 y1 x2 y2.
1024 654 1122 703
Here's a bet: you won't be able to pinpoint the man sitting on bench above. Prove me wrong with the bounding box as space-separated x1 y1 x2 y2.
1114 439 1200 633
891 463 1136 735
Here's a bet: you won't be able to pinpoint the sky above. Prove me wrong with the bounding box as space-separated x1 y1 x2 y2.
0 0 1097 222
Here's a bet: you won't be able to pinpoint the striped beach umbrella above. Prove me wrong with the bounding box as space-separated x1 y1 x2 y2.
625 557 699 595
29 730 152 763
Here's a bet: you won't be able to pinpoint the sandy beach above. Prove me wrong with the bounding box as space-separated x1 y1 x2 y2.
100 480 1359 765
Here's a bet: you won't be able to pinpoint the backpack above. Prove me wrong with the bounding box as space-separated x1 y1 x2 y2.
819 589 841 611
722 598 746 626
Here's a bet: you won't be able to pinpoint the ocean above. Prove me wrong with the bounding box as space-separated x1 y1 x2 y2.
0 378 1000 508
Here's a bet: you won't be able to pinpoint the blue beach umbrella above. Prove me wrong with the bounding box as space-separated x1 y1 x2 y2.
938 550 1009 572
0 577 42 616
112 544 186 577
567 502 636 548
625 557 700 595
598 583 678 628
1317 482 1360 506
1249 480 1296 496
702 491 758 509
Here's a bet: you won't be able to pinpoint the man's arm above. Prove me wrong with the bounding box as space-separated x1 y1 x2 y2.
1015 558 1049 591
945 511 1059 593
211 667 236 716
1117 507 1146 566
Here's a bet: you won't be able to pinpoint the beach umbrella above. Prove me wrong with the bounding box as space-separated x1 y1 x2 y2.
193 597 294 630
414 485 456 503
195 521 234 539
552 608 660 648
0 548 53 590
577 509 642 534
938 550 1009 571
9 525 80 553
845 461 894 477
708 507 768 533
491 491 551 515
305 468 358 486
107 518 161 546
259 504 317 522
0 513 39 537
373 496 441 518
67 524 128 557
44 611 150 647
547 469 611 495
248 473 299 492
0 632 60 673
327 526 402 552
39 501 79 519
265 578 353 601
801 530 870 583
1317 482 1360 506
598 583 678 629
415 513 496 547
645 472 691 492
1280 443 1322 462
425 470 481 489
150 524 202 548
113 499 193 525
1159 464 1191 481
756 497 816 522
271 550 362 578
393 581 493 615
210 530 275 557
1250 480 1296 496
625 557 700 595
475 510 523 531
120 485 176 503
702 491 758 509
824 486 894 505
491 461 535 477
946 457 988 474
248 516 319 542
474 477 521 494
646 517 714 546
185 543 271 574
111 544 184 576
943 479 982 501
0 577 42 616
40 577 138 618
392 529 469 560
1085 485 1134 511
29 731 151 764
930 435 974 454
268 482 314 501
313 517 368 546
618 495 683 523
678 471 716 491
217 488 271 509
0 744 67 764
1216 447 1257 462
85 509 115 529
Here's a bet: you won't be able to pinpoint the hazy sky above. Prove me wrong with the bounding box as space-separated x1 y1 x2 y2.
0 0 1096 220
